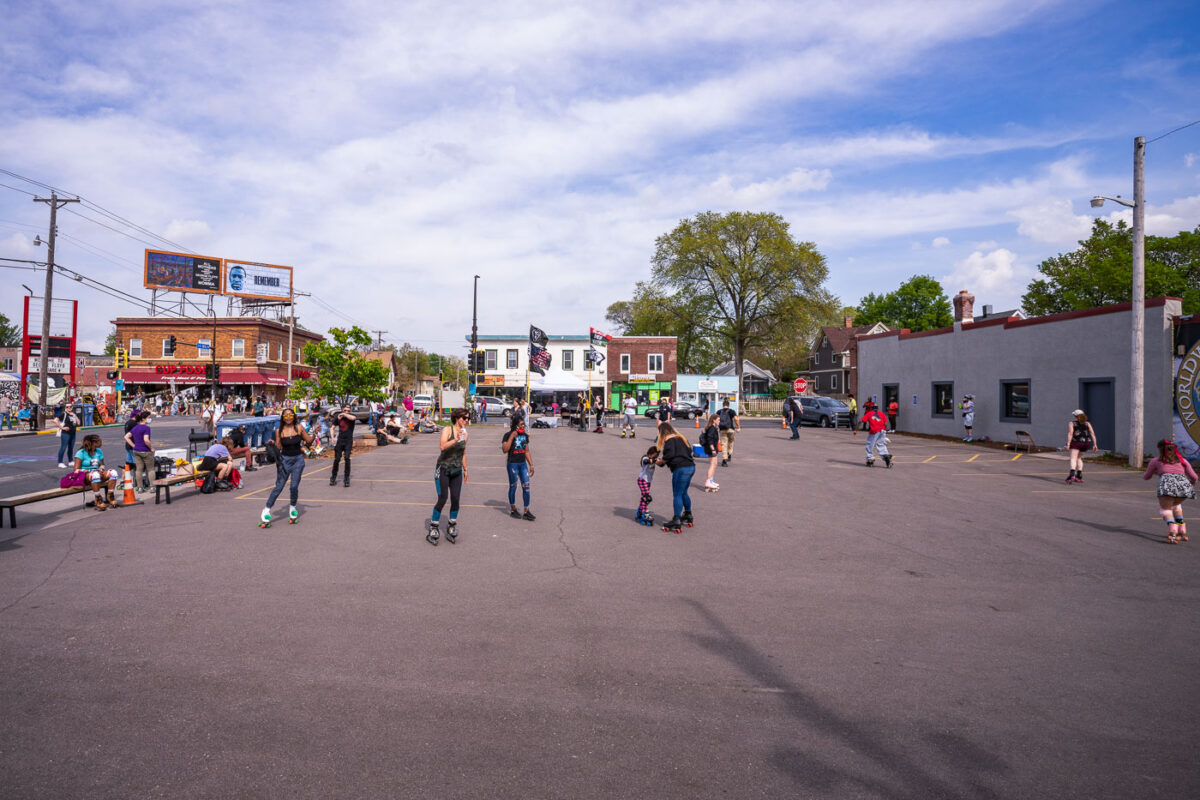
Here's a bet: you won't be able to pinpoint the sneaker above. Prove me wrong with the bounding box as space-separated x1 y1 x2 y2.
522 510 536 521
329 477 337 486
58 462 67 468
510 508 521 519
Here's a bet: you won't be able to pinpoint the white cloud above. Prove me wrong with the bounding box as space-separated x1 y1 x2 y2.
163 219 212 245
932 236 950 248
60 62 134 97
1009 198 1093 246
941 248 1032 307
1 232 36 257
1187 153 1196 168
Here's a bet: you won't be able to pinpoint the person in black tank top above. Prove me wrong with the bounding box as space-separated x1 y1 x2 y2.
1065 409 1097 484
261 408 313 526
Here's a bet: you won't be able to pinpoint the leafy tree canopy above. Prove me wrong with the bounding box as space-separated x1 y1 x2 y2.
650 210 836 385
103 327 118 356
854 275 953 332
0 313 19 348
289 326 390 404
1021 219 1200 315
605 281 723 372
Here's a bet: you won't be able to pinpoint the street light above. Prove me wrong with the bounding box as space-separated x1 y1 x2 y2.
1090 136 1145 468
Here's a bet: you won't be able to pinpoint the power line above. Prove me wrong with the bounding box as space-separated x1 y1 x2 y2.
1148 118 1200 145
61 207 173 251
0 180 38 197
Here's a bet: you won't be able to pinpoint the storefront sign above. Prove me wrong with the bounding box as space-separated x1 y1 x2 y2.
155 365 208 376
479 375 505 386
698 379 718 391
628 373 656 383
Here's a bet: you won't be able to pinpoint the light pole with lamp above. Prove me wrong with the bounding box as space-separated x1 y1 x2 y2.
1091 136 1145 468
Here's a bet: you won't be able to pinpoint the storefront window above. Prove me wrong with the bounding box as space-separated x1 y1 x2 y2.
648 354 663 373
1002 380 1030 420
933 382 954 416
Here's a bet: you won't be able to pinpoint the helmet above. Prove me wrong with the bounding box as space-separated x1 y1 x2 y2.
964 394 974 400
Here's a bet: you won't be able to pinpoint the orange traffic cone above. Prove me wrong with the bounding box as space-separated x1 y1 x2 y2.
694 416 700 429
120 465 142 507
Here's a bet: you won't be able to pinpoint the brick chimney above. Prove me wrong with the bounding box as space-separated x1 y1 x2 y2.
952 290 975 330
843 316 854 328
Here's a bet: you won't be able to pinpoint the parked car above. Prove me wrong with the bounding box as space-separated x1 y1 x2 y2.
642 399 704 420
477 395 513 417
319 398 373 422
412 394 434 410
794 395 850 428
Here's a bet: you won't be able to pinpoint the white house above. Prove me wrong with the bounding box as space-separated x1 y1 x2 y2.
468 334 608 397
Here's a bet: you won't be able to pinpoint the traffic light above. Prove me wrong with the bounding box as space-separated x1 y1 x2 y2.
167 335 177 355
114 348 129 370
205 364 221 381
106 370 117 380
470 351 486 372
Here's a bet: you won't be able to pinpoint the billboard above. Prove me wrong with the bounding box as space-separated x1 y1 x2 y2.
222 259 293 300
145 249 223 294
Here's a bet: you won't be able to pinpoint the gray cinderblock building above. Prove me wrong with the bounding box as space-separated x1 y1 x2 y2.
856 291 1180 456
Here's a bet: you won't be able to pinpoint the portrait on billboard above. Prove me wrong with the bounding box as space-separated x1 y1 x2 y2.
222 260 293 300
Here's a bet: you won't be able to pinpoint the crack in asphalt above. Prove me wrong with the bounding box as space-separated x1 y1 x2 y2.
0 528 80 616
537 506 590 574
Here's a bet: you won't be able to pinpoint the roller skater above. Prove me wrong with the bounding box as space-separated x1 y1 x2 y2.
1143 439 1197 544
261 407 312 529
700 413 720 491
1065 409 1097 483
635 445 658 525
656 423 695 533
621 394 638 439
861 401 891 467
427 408 470 546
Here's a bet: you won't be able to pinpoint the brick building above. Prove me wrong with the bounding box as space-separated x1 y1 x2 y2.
607 335 677 413
111 316 323 400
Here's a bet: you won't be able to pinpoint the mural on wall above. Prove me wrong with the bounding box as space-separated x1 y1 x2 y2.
1172 324 1200 461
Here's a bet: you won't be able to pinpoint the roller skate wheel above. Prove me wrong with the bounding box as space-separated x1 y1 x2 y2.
259 521 270 528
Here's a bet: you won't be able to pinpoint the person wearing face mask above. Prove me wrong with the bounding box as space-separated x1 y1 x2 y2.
502 415 536 521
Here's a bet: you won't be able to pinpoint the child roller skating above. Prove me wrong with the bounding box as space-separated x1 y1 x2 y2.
861 401 892 468
636 446 658 526
1143 439 1197 544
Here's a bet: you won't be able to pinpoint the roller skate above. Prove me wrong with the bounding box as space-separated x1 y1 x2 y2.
635 510 654 526
681 510 694 528
425 518 440 546
288 506 299 524
630 430 636 438
662 516 683 534
620 431 626 439
445 519 458 544
703 479 719 492
259 508 272 528
1178 522 1189 542
866 458 875 467
883 454 892 468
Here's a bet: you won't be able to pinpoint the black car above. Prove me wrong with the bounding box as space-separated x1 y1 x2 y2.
792 395 851 428
642 400 704 420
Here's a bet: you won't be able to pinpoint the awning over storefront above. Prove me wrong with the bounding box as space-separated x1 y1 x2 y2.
119 369 289 386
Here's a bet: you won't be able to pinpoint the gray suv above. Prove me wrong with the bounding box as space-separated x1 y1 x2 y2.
791 395 851 428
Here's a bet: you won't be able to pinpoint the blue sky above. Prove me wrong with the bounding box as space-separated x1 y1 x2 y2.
1 0 1198 355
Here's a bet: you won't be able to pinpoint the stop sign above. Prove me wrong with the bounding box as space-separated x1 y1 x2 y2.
793 377 807 393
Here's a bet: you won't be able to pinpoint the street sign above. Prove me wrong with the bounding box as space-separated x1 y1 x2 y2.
793 377 808 393
115 379 125 392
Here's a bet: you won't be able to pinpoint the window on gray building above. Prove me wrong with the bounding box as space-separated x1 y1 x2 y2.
830 373 838 390
933 382 954 417
1001 380 1030 421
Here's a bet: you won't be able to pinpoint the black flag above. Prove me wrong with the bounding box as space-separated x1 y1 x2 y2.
529 325 548 347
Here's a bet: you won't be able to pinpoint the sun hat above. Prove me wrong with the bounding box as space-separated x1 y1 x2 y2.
1072 409 1084 417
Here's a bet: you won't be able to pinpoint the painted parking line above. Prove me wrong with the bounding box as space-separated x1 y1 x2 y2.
275 497 493 509
1031 490 1146 494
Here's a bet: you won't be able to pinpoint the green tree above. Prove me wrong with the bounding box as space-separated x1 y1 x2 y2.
605 281 722 372
1021 220 1200 315
0 313 19 347
854 275 953 331
651 211 834 390
103 327 118 356
289 326 389 404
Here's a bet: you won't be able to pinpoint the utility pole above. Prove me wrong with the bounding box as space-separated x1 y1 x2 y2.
471 275 480 393
1130 136 1146 468
371 330 388 350
33 192 79 427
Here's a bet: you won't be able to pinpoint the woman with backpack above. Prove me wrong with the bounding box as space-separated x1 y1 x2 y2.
260 407 313 527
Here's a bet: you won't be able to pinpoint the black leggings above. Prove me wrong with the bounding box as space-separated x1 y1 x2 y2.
434 468 463 518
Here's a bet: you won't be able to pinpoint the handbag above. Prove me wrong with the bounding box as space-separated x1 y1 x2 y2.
199 472 217 494
59 471 86 489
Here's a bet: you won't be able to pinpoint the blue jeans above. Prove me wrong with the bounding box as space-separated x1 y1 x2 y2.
267 453 306 508
671 465 695 518
507 460 530 507
57 432 76 464
368 411 377 431
788 419 800 438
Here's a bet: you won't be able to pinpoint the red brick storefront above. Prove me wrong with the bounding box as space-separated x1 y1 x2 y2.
607 336 677 413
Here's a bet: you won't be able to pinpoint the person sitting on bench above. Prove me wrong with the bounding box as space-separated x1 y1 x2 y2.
199 438 235 483
73 434 121 510
227 424 255 472
381 413 408 444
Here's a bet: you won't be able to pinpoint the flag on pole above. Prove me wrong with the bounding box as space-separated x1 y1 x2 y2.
589 327 612 346
586 346 605 365
529 344 551 375
529 325 549 347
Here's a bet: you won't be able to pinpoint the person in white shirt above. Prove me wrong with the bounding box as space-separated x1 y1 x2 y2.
621 394 638 438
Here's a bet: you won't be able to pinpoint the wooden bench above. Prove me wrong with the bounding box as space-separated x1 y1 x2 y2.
1015 430 1036 453
153 471 213 505
0 485 90 529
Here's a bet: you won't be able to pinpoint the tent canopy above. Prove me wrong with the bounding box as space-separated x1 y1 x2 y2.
530 370 589 392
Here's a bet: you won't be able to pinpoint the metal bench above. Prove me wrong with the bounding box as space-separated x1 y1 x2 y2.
0 485 90 529
153 471 213 505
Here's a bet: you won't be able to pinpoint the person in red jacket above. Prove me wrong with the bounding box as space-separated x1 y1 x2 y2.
862 400 892 467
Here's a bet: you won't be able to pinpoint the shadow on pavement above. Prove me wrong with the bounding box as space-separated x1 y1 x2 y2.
1058 516 1163 543
681 597 1008 798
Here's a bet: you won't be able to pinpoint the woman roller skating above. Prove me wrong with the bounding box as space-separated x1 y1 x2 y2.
1065 409 1098 483
259 407 313 528
426 408 470 545
656 423 695 533
1143 439 1197 544
699 413 720 491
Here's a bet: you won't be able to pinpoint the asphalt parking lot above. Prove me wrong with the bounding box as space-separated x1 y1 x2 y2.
1 422 1197 799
